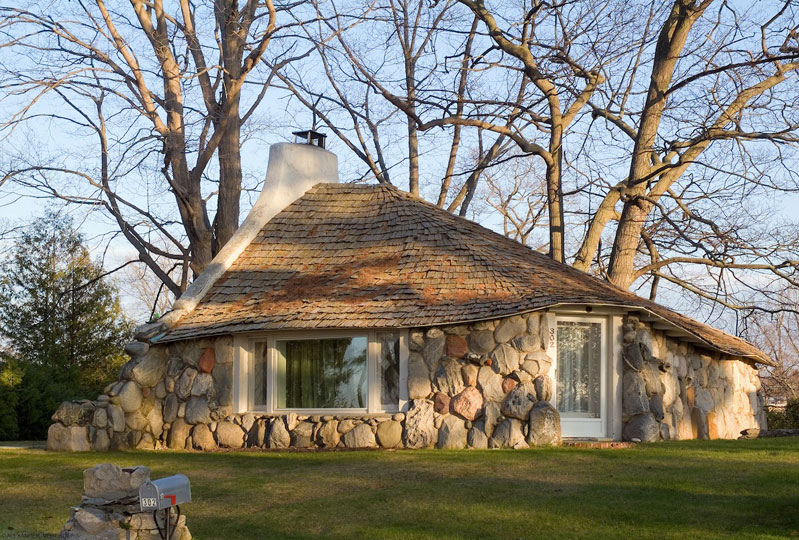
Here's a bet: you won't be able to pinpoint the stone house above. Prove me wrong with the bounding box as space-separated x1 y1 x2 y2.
47 137 771 452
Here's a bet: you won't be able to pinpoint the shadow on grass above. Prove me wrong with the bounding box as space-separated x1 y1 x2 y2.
1 440 798 539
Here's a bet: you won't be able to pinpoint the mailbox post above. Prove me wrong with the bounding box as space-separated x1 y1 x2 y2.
139 474 191 539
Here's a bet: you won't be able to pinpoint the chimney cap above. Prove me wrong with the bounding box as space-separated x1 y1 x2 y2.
292 129 327 148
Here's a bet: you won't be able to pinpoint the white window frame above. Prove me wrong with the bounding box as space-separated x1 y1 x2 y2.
233 329 408 415
553 315 609 439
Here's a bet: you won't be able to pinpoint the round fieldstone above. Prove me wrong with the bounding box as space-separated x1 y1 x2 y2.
192 424 216 450
215 421 245 448
527 401 561 446
450 387 484 421
433 392 451 414
267 418 291 448
533 375 552 402
184 397 211 425
446 334 469 359
376 420 402 448
461 364 478 387
107 404 125 432
290 421 314 448
477 367 505 402
468 330 496 355
167 418 191 449
131 348 167 388
92 408 108 429
408 352 432 399
343 423 376 448
491 343 521 375
316 420 340 448
437 415 467 449
162 394 179 424
198 348 216 374
501 380 537 420
494 316 526 344
118 381 142 413
403 399 436 449
623 413 659 442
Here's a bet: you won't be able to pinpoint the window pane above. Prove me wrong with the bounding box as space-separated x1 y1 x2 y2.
377 332 400 410
556 321 601 417
254 342 268 407
276 337 368 409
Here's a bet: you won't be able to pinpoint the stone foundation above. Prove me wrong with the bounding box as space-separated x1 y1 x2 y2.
60 463 191 539
620 315 767 442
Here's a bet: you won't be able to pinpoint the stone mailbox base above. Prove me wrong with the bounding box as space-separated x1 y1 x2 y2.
60 463 191 540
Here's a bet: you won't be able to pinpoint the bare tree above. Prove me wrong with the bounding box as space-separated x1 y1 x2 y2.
0 1 300 295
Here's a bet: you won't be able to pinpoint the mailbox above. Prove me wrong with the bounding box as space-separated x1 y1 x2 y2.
139 474 191 512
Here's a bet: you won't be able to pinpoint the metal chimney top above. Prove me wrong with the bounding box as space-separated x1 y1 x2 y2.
292 129 327 149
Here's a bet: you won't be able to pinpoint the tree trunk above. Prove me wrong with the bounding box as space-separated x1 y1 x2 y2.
214 109 242 255
607 0 707 289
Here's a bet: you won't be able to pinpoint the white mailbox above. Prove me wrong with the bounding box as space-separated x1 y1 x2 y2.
139 474 191 512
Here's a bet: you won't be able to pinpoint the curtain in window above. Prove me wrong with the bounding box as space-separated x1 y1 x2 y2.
376 332 400 410
277 337 367 409
556 322 601 417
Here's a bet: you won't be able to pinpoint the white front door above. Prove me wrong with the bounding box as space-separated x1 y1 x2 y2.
555 317 607 439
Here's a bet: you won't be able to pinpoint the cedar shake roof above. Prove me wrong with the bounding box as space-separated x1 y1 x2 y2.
162 183 771 365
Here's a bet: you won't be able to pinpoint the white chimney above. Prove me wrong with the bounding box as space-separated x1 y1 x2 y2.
159 139 339 329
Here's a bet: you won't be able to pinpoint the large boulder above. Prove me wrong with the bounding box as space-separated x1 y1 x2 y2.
52 401 94 426
494 316 526 344
422 330 446 370
477 366 505 402
491 343 521 375
192 424 216 450
437 415 468 449
290 422 314 448
489 418 525 449
184 397 211 425
623 413 659 442
216 421 245 449
267 418 291 448
162 394 179 424
167 418 190 449
176 368 197 400
467 424 488 449
376 420 402 448
434 357 465 395
527 401 561 446
343 423 376 448
316 420 340 448
468 330 496 355
623 370 649 416
131 348 167 388
107 404 125 432
403 399 437 448
533 375 552 402
408 352 432 400
47 423 90 452
118 381 143 413
501 380 537 420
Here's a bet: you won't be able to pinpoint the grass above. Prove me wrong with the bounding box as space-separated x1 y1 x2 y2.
1 439 798 539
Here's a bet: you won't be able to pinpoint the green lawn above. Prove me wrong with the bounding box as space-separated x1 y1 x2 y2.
1 439 798 539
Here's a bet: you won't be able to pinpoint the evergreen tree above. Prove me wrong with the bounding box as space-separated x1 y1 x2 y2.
0 211 131 439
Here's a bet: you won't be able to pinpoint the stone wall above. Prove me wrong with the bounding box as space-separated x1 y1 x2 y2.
621 315 767 442
47 312 561 451
46 311 767 451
